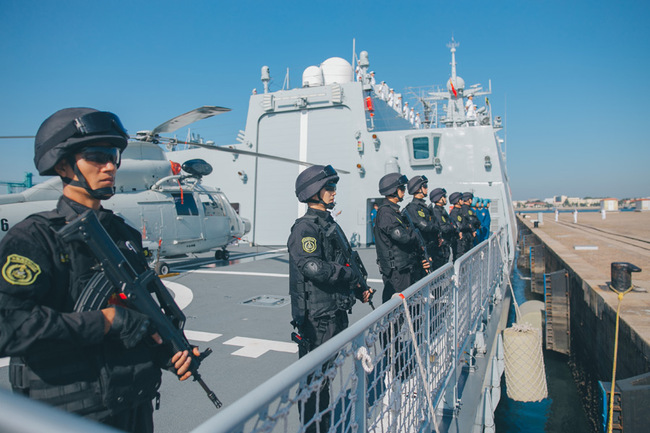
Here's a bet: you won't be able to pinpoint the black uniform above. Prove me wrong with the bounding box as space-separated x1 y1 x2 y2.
403 197 439 277
463 204 481 247
449 205 474 259
374 201 420 303
0 196 164 432
288 207 359 433
430 203 457 269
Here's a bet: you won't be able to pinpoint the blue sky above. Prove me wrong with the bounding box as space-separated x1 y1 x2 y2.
1 0 649 200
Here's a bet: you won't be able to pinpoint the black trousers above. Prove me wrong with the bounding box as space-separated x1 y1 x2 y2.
298 310 348 433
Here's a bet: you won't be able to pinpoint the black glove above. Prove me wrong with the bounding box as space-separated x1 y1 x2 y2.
108 306 155 349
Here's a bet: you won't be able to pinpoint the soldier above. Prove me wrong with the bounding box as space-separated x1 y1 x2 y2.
462 192 481 246
0 108 200 433
402 175 438 278
429 187 457 269
374 173 430 303
288 164 370 433
449 191 473 260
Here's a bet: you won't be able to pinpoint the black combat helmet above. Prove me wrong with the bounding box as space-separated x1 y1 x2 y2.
295 165 339 203
34 108 129 200
407 175 428 195
430 187 446 203
378 173 408 196
449 192 462 205
34 108 129 176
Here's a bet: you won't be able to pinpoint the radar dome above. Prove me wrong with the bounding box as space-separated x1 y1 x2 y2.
302 66 324 87
447 76 465 93
321 57 353 85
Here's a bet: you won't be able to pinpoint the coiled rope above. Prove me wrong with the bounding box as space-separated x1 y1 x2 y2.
606 283 634 433
393 292 438 431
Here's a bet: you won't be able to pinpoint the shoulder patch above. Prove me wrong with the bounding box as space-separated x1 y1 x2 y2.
417 210 425 218
442 216 446 222
468 210 473 215
457 216 462 222
2 254 42 286
302 237 317 253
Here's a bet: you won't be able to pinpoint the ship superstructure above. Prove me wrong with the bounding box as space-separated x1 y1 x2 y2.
173 40 516 262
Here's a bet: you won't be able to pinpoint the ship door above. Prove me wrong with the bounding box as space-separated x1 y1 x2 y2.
367 198 383 246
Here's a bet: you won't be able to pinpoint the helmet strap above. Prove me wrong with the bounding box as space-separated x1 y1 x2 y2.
61 160 115 200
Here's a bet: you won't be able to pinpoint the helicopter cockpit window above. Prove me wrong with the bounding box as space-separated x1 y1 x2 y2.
171 193 199 216
200 193 226 217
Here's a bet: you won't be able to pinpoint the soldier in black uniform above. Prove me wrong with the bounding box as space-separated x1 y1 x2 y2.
429 187 457 270
402 175 438 278
0 108 199 433
288 164 370 433
462 192 481 247
449 191 474 260
374 173 429 303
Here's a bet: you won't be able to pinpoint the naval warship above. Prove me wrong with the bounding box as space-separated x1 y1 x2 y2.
0 40 516 433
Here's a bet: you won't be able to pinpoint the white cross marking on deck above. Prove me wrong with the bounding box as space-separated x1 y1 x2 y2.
184 330 222 342
223 337 298 358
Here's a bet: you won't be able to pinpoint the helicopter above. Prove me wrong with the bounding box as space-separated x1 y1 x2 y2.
0 106 350 274
0 106 251 275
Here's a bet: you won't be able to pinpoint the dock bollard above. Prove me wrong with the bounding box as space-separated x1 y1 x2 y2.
610 262 642 292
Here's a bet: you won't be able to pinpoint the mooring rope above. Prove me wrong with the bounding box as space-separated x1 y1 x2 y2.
497 236 521 322
606 283 634 433
394 292 438 432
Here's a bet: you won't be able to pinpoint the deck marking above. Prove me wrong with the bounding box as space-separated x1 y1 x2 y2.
184 330 222 342
187 271 383 284
190 270 289 278
223 336 298 358
0 357 8 368
161 280 193 310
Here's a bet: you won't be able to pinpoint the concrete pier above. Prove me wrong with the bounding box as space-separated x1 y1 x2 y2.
517 210 650 429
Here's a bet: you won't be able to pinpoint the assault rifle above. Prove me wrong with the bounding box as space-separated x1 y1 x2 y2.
57 210 222 409
402 209 433 274
325 223 375 310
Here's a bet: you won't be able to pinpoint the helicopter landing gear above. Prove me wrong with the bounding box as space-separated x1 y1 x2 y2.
215 249 230 261
154 261 170 276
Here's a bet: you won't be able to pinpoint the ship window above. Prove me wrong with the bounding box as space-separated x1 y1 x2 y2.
407 134 441 166
172 193 199 216
413 137 429 159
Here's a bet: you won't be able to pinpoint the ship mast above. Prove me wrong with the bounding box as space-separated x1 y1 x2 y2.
448 38 459 81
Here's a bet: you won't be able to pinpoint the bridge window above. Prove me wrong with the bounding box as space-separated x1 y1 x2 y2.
413 137 429 159
407 134 441 166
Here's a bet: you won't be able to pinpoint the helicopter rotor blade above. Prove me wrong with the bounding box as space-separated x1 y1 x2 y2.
0 136 35 139
163 138 350 174
151 106 231 136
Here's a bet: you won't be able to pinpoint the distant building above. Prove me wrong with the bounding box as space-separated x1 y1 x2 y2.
600 198 618 212
635 198 650 211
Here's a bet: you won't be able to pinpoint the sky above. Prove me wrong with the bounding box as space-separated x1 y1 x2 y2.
1 0 649 200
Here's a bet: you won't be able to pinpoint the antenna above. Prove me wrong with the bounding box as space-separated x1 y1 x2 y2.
282 68 290 90
447 37 459 80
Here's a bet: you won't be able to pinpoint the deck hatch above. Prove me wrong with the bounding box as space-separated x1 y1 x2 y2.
240 295 290 308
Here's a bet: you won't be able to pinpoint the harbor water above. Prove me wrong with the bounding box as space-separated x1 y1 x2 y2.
494 251 591 432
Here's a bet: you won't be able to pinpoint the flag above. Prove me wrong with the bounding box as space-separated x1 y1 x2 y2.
449 79 457 98
485 97 490 106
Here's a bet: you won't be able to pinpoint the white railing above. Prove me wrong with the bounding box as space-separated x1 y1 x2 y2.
0 230 507 433
194 229 507 433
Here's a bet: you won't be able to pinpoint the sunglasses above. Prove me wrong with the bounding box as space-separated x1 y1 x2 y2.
80 147 122 167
